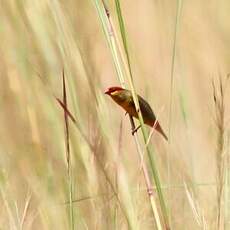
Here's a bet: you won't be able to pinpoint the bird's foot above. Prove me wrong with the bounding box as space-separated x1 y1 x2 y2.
132 125 141 135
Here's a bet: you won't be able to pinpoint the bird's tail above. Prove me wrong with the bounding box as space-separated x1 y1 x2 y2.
154 121 168 141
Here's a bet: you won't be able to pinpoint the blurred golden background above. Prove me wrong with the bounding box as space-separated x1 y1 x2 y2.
0 0 230 229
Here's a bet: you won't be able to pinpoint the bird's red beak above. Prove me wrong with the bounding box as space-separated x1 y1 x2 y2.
104 89 110 95
105 86 124 95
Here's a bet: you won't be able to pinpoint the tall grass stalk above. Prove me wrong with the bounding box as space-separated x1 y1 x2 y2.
101 0 163 227
184 182 207 228
167 0 183 225
93 0 171 229
93 0 125 87
61 71 74 230
20 192 32 230
56 94 134 228
94 0 162 228
114 1 171 229
94 1 155 228
99 1 162 225
224 143 230 229
212 75 229 229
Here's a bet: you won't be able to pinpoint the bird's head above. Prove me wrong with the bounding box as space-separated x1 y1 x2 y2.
105 86 129 106
104 86 125 96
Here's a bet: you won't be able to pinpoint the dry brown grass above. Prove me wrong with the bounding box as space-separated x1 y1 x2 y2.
0 0 230 229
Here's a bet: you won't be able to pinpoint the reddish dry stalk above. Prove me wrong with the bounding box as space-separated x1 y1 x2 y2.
61 70 74 230
56 95 132 228
101 2 165 229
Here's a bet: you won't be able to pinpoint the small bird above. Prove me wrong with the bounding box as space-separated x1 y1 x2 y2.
105 86 168 140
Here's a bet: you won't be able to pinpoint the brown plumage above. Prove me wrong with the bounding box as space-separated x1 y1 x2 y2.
105 86 168 140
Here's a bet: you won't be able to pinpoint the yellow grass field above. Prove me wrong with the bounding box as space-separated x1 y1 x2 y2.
0 1 230 229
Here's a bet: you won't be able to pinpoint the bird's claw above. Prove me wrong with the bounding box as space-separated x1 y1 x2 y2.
131 129 136 135
131 125 141 135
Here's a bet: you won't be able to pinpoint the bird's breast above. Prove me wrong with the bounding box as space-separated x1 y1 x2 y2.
120 101 138 118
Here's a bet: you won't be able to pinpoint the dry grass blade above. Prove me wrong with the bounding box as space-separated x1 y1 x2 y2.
20 191 32 229
114 1 170 229
184 183 207 229
96 1 169 229
95 1 163 229
55 98 77 125
65 192 115 204
1 189 17 230
212 74 230 229
62 70 70 166
55 88 132 228
61 70 74 230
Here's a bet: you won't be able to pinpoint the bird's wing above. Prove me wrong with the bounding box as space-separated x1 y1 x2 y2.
138 95 156 121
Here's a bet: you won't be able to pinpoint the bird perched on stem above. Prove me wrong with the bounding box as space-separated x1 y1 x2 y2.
105 86 168 141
